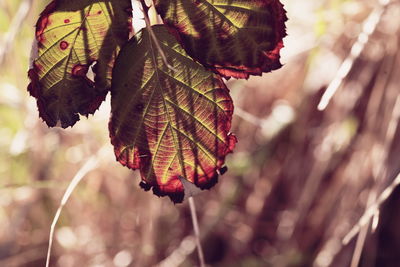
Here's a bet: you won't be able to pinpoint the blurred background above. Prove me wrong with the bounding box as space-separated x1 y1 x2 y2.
1 0 400 266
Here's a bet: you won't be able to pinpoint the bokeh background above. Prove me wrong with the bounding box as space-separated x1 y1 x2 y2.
1 0 400 266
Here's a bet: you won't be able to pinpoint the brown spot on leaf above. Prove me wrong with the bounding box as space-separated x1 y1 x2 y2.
71 64 89 77
60 41 69 50
36 18 49 44
64 19 70 23
35 1 56 45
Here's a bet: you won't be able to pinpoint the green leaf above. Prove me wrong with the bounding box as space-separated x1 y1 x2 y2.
27 0 132 128
109 25 236 203
154 0 287 79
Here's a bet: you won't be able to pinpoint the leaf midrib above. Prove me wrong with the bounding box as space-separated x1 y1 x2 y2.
146 30 188 181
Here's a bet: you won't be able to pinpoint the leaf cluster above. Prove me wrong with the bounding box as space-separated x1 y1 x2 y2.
27 0 287 202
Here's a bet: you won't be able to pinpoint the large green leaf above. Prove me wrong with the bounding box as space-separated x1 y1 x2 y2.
27 0 131 128
154 0 287 79
110 25 236 203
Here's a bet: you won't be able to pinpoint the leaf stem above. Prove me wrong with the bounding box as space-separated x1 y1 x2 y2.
188 196 206 267
45 151 102 267
139 0 176 72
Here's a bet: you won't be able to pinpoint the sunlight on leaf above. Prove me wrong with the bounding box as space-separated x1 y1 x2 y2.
27 0 132 128
154 0 287 79
109 25 236 203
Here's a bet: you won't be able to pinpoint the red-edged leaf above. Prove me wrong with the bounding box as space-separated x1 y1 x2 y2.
109 25 236 203
27 0 131 128
153 0 287 79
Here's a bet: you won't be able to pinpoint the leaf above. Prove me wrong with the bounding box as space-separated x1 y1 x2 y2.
153 0 287 79
109 25 236 203
27 0 132 128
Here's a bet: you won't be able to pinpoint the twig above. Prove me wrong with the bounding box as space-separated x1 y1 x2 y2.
189 196 206 267
317 0 391 110
342 173 397 245
157 192 239 266
350 190 376 267
45 154 101 267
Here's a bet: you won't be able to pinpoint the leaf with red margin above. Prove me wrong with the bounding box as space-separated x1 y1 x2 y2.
153 0 287 79
28 0 132 128
110 25 236 203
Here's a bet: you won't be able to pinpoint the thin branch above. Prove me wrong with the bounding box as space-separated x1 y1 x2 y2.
188 196 206 267
342 173 397 244
350 190 376 267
